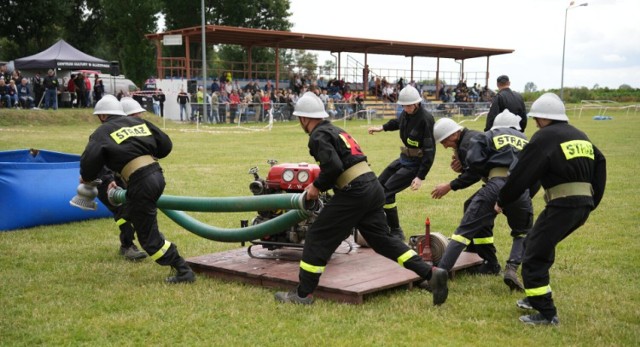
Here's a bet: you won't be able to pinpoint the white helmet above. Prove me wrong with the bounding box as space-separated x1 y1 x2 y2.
397 85 422 105
293 92 329 119
527 93 568 121
120 97 146 116
93 94 126 116
491 109 521 130
434 118 463 143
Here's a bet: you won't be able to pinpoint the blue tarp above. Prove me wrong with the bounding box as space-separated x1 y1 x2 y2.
0 149 111 231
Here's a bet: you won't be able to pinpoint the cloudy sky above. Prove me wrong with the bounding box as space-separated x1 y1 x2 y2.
288 0 640 91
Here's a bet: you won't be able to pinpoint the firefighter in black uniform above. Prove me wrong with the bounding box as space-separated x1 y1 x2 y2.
274 92 448 306
80 95 195 284
431 114 533 291
367 85 436 240
484 75 527 132
94 97 150 261
496 93 606 326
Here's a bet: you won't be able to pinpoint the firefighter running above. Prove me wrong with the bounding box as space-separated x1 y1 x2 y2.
431 111 533 292
496 93 607 326
367 85 436 241
274 92 448 306
80 94 195 284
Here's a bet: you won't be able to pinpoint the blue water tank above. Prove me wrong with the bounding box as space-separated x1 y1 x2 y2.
0 149 112 231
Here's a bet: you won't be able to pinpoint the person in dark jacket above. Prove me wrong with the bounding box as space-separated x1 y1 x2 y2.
496 93 606 326
274 92 448 306
431 111 533 291
80 94 195 284
367 85 436 240
484 75 527 132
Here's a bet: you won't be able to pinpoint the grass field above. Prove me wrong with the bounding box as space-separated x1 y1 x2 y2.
0 106 639 346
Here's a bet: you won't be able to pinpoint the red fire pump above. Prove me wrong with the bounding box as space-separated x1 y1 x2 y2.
247 160 353 259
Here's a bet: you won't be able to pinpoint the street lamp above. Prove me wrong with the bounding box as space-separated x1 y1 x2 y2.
560 1 588 101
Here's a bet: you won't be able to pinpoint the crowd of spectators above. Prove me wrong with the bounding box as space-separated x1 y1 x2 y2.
0 64 111 110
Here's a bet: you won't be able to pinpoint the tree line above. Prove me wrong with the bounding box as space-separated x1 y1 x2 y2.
0 0 294 86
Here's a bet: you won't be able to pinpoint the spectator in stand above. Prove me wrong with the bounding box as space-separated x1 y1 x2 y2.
177 88 190 122
209 91 220 124
74 73 87 108
93 79 105 105
157 89 166 117
0 64 10 82
84 75 92 107
17 78 34 109
218 90 229 124
33 73 44 108
484 75 527 132
326 98 337 118
228 89 241 124
211 78 220 94
0 79 10 108
316 76 326 91
264 80 274 94
7 79 19 108
43 69 59 110
260 90 271 122
152 91 161 116
382 84 396 103
11 70 22 85
67 74 77 107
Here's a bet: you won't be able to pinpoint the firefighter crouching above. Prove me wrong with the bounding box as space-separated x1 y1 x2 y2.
80 94 196 284
431 112 533 293
274 92 448 306
496 93 607 326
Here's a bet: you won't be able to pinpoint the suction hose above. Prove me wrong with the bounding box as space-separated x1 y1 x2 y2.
109 188 318 243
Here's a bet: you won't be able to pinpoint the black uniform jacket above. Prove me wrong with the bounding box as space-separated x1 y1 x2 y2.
498 122 606 209
450 128 483 191
381 106 436 180
309 120 368 192
80 115 172 181
466 127 529 178
485 88 527 132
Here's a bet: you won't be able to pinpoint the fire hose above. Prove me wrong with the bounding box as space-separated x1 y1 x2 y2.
103 187 319 243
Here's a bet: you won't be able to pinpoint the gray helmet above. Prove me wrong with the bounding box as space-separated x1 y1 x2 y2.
120 97 146 116
397 85 422 105
528 93 568 121
293 92 329 119
491 109 521 130
93 94 126 116
434 118 463 143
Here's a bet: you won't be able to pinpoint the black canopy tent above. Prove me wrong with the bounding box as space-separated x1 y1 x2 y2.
14 39 111 71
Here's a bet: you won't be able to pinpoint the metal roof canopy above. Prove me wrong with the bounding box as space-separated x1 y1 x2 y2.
146 24 514 90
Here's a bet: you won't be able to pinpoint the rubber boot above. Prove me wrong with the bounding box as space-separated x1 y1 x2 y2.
503 262 524 292
166 257 196 284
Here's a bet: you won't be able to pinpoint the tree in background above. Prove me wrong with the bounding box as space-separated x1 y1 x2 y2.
524 82 537 93
161 0 293 80
0 0 71 59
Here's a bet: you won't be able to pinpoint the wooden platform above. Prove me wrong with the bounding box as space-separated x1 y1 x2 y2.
187 244 482 304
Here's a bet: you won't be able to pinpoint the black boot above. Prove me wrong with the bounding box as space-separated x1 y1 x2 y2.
166 258 196 284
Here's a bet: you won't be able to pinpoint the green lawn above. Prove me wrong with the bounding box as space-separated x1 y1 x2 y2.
0 107 638 346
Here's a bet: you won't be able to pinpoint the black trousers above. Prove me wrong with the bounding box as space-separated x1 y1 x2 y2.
523 205 591 320
297 173 432 296
378 158 419 206
438 178 532 271
123 164 180 266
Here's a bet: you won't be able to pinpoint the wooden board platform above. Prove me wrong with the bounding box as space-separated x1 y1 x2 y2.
187 244 482 304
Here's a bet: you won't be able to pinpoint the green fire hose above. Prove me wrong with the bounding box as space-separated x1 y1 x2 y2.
109 188 317 243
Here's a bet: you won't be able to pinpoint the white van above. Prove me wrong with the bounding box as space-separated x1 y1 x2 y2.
68 70 138 96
